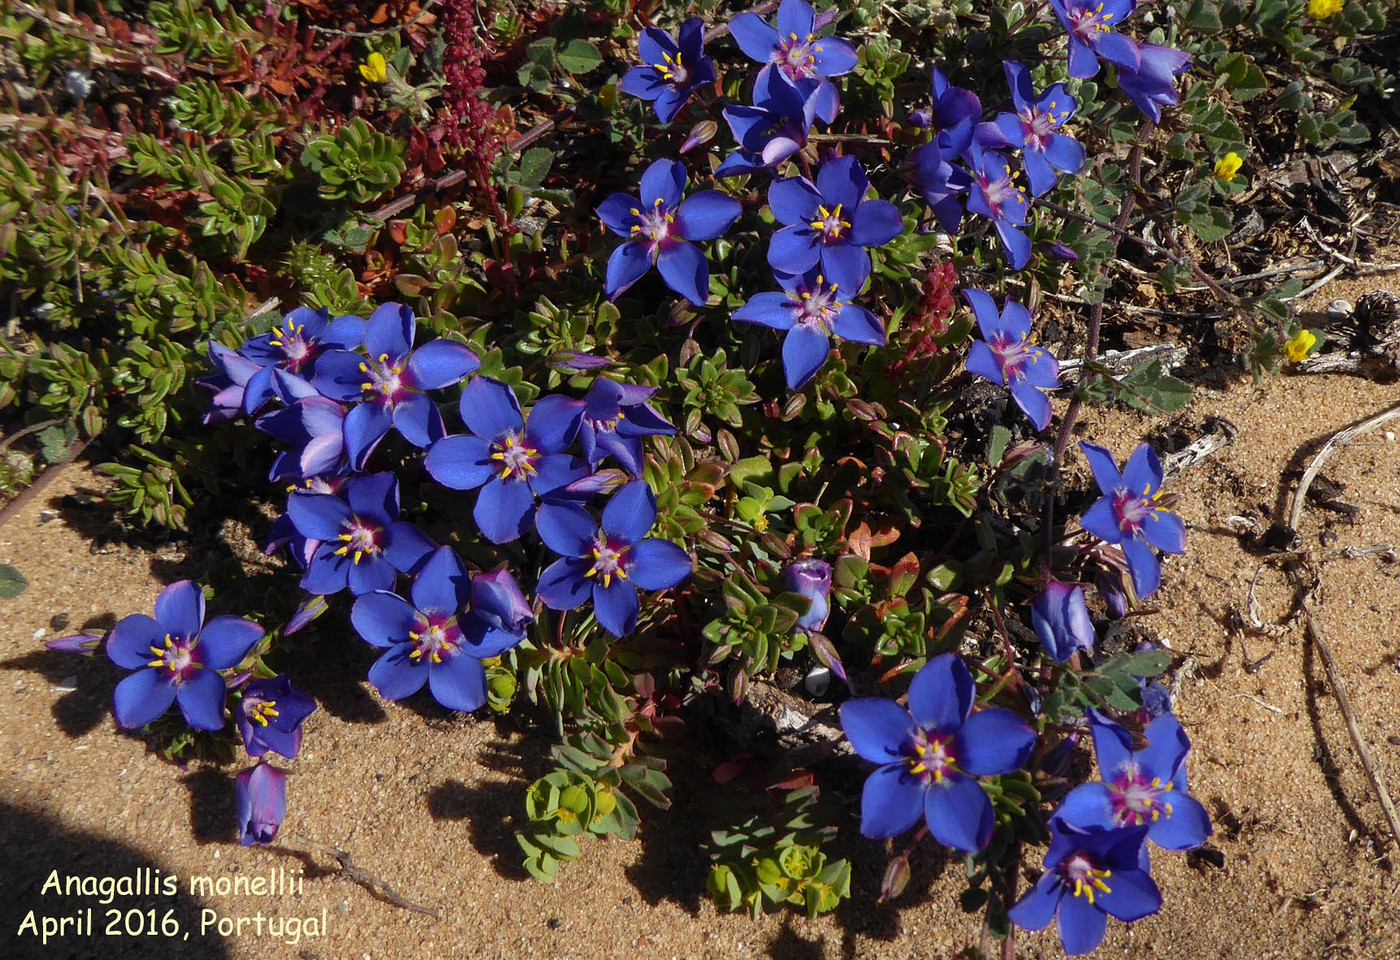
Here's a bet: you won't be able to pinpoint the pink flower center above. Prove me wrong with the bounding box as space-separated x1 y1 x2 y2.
980 165 1027 218
1060 853 1113 904
808 203 850 243
491 431 539 481
990 332 1038 382
333 517 383 565
1108 765 1175 826
776 32 820 79
791 276 841 334
269 321 314 369
409 614 462 665
630 198 675 253
359 353 407 405
1070 1 1117 43
905 730 956 784
147 633 203 683
586 534 631 589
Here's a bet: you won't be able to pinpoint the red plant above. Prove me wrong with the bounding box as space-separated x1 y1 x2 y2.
886 261 958 380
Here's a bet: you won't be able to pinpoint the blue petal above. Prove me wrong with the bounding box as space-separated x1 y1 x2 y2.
409 545 470 614
996 220 1032 270
155 580 205 640
966 340 1005 386
652 86 688 124
429 653 488 712
847 200 903 247
859 764 925 839
458 376 524 442
597 192 642 236
351 590 420 647
775 0 815 38
1055 782 1116 831
1122 536 1162 598
1140 712 1191 780
674 191 741 241
321 314 368 350
1078 440 1124 494
729 11 780 63
956 708 1036 775
1010 379 1053 430
383 520 436 573
469 569 532 637
768 177 822 226
962 288 1002 341
812 38 857 77
287 492 350 543
405 339 479 390
733 292 798 331
113 669 176 729
365 302 414 360
348 554 398 596
1057 890 1108 956
1080 497 1122 544
1088 709 1135 780
368 646 429 700
839 699 916 764
907 653 974 732
346 472 398 522
636 24 676 65
1121 442 1163 495
676 17 706 61
106 614 167 670
528 453 586 496
390 392 444 449
817 243 871 294
1008 874 1063 933
537 502 598 557
424 434 495 490
782 324 830 390
656 240 710 305
300 548 350 595
1143 510 1187 554
1020 346 1061 388
593 580 641 636
1150 793 1212 851
343 400 393 470
1045 133 1086 174
537 557 594 610
240 365 278 415
625 539 692 590
602 480 657 544
1066 37 1101 79
524 395 584 453
198 616 264 669
1022 146 1058 197
1096 867 1161 922
618 65 665 101
1094 30 1141 72
606 241 654 300
815 156 866 212
309 349 366 402
639 158 686 209
174 669 227 730
474 477 536 544
924 771 995 852
831 304 885 346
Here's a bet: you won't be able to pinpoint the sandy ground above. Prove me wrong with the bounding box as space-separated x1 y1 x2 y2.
3 284 1399 959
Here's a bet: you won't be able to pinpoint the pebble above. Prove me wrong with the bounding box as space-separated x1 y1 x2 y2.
804 666 831 697
1327 299 1353 320
32 628 46 641
1386 431 1395 442
52 676 77 693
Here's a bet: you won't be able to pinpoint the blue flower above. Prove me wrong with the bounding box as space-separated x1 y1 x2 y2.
966 144 1032 269
766 156 903 292
536 480 692 636
351 546 532 712
619 19 716 124
1031 579 1095 661
733 267 885 389
717 70 825 176
286 472 436 596
424 377 586 543
236 763 287 846
994 62 1085 197
1117 43 1191 123
1057 708 1213 851
238 306 368 414
312 302 481 469
597 159 741 305
783 558 832 633
963 289 1059 429
254 375 349 482
729 0 856 124
907 118 974 233
198 343 264 423
1008 819 1161 955
237 675 317 760
1048 0 1142 79
929 66 983 134
1078 442 1186 599
106 580 264 730
839 653 1036 852
576 378 676 475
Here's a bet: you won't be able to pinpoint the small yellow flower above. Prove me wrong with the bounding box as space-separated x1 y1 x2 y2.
1214 152 1243 182
359 52 387 84
1285 329 1318 363
1308 0 1344 17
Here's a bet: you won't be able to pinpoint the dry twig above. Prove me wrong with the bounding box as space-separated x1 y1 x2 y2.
291 834 440 918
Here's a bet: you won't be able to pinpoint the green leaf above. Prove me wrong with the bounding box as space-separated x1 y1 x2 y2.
1117 359 1193 414
517 147 555 188
557 39 602 74
1187 206 1233 243
0 564 27 599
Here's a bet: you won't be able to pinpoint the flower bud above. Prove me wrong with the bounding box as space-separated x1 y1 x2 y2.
45 632 103 656
1047 242 1080 262
879 854 911 902
236 764 287 846
1030 580 1095 662
680 119 719 154
783 559 832 633
907 108 932 129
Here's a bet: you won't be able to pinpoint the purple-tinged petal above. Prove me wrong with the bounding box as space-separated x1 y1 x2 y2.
1044 134 1086 175
1088 709 1135 780
391 392 445 449
593 579 641 636
537 502 598 557
409 545 470 614
1143 510 1186 554
1097 867 1161 922
351 590 419 647
956 709 1036 776
924 771 995 852
241 365 278 415
236 764 287 846
368 646 429 700
907 653 974 732
155 581 205 641
175 669 228 730
859 764 925 839
1020 346 1061 389
309 349 367 402
405 339 480 390
429 654 488 712
425 434 496 490
198 616 264 669
1149 793 1212 850
597 192 643 236
782 324 831 390
1009 874 1063 932
1094 30 1141 71
636 24 676 66
848 200 903 247
606 241 653 300
1121 443 1163 496
365 302 414 360
113 669 176 729
1022 147 1058 198
1138 712 1191 781
831 304 885 345
458 376 524 442
639 158 686 209
1057 890 1109 956
966 340 1005 386
768 177 823 226
602 480 658 544
474 477 536 544
528 453 587 496
470 569 533 637
729 11 781 63
343 400 393 470
812 38 857 76
1067 37 1101 79
840 699 916 764
1122 536 1162 598
656 241 710 305
537 557 594 610
107 614 168 670
625 538 691 591
674 191 741 242
996 221 1033 270
1010 379 1054 430
524 395 584 453
382 520 435 573
1080 497 1122 543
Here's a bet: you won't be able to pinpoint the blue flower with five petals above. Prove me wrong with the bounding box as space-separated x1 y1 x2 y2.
597 159 741 305
1078 442 1186 600
839 653 1036 852
966 144 1032 270
994 62 1085 197
963 289 1060 430
729 0 857 125
424 377 586 543
576 378 676 476
619 19 716 124
717 70 826 177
